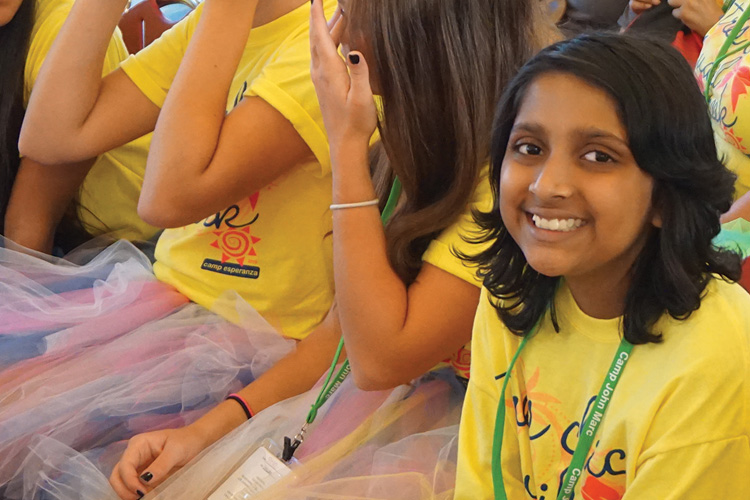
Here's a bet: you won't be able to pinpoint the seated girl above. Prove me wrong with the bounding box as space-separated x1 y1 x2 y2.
456 33 750 499
1 0 155 253
0 0 343 493
697 0 750 223
10 1 549 499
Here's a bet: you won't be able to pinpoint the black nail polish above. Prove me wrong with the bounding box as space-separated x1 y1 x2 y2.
136 490 145 499
140 472 153 483
348 53 360 64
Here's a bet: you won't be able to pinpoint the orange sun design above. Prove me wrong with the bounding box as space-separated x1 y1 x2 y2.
210 226 261 265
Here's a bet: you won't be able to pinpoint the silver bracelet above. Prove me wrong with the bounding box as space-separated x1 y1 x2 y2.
330 199 380 210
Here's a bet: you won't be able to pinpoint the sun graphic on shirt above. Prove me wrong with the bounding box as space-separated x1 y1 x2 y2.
209 192 261 265
210 227 261 266
505 363 569 477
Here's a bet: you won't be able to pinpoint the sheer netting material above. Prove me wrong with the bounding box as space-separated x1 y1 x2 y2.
0 238 294 498
18 370 464 500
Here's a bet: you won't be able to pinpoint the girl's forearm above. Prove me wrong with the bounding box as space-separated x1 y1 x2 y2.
330 143 411 379
141 0 258 209
20 0 128 161
189 305 342 448
5 157 94 253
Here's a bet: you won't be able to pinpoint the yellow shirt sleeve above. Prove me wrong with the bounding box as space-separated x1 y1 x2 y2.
422 168 492 286
119 4 200 108
420 170 492 379
243 25 332 176
454 289 511 500
120 0 334 174
24 0 129 107
623 438 750 499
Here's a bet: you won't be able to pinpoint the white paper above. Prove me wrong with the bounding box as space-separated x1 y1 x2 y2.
208 446 292 500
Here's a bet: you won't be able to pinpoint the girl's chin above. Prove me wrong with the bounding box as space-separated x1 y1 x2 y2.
533 269 565 279
524 257 568 278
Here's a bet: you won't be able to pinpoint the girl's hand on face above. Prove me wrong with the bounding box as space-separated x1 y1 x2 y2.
310 0 377 151
109 426 207 499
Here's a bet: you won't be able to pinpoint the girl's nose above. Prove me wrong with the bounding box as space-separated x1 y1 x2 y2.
528 153 574 200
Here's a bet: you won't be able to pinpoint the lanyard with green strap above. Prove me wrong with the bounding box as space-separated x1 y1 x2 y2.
281 177 403 462
705 0 750 103
491 321 634 500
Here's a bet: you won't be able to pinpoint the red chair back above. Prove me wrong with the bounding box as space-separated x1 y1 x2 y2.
740 258 750 293
118 0 179 54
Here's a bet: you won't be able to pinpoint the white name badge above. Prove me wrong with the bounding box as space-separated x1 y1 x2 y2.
208 445 292 500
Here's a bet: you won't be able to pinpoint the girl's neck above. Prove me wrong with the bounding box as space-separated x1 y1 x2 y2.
253 0 307 28
566 271 632 320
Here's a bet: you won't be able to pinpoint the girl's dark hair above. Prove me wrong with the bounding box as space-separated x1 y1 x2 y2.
348 0 548 284
0 0 34 234
471 33 742 344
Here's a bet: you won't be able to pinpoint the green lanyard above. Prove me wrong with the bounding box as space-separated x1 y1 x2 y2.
282 177 403 462
704 0 750 103
491 324 634 500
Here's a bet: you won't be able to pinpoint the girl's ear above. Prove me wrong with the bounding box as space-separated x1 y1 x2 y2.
650 187 663 228
651 208 663 228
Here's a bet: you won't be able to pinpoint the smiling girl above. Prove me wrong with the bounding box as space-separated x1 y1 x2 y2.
456 34 750 500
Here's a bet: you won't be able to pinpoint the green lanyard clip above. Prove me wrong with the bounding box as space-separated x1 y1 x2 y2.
281 176 403 463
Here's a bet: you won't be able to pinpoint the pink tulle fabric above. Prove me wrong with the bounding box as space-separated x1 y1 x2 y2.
14 370 464 500
0 238 293 498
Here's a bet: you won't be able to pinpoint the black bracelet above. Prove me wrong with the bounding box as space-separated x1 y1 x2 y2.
225 393 253 419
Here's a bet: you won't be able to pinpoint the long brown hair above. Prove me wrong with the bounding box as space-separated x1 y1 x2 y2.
0 0 34 235
350 0 547 284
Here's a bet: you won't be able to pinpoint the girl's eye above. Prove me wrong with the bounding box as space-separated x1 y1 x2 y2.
583 150 614 163
515 143 542 156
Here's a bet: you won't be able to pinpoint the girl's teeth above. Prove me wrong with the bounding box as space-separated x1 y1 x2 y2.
531 214 584 232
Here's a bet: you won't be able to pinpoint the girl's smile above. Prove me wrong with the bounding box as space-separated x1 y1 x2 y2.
500 72 660 318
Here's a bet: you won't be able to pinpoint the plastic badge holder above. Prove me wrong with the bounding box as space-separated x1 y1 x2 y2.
208 439 299 500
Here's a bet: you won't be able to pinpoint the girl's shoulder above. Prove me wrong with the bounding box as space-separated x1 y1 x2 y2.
654 277 750 375
699 277 750 325
678 277 750 338
31 0 73 33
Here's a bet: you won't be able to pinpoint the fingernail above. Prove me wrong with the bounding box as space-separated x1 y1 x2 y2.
348 53 360 64
136 490 145 499
140 472 153 483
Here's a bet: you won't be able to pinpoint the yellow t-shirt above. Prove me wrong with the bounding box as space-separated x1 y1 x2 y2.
24 0 156 241
456 279 750 499
120 0 337 339
696 0 750 200
422 168 491 379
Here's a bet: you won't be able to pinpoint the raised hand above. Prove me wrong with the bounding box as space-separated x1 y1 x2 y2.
668 0 724 36
309 0 377 152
